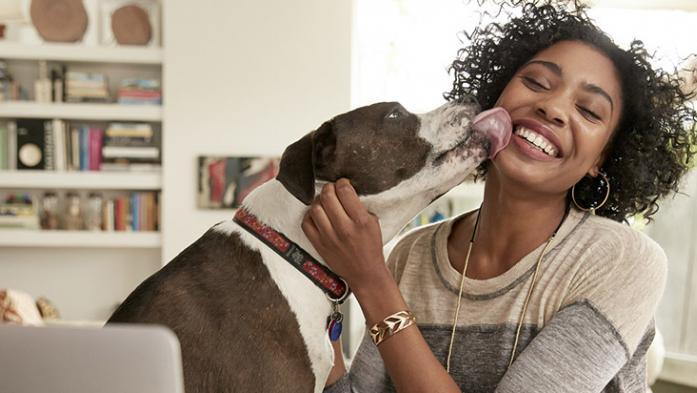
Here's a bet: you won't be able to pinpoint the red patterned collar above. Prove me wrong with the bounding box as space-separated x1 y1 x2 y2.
233 208 350 303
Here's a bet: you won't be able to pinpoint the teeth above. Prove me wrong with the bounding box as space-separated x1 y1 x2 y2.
514 126 559 157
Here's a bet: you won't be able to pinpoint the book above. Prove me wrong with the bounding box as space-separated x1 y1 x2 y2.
102 146 159 159
0 122 7 170
43 120 54 170
16 119 46 170
89 128 103 171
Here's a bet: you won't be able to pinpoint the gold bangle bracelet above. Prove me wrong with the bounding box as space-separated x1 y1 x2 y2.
369 310 416 346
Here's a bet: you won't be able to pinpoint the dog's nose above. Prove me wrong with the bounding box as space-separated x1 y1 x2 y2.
456 94 479 108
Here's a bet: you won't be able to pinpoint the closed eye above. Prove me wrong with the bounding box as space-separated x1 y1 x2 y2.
521 76 548 91
577 105 602 121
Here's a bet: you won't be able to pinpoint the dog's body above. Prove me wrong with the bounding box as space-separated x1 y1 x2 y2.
109 101 511 393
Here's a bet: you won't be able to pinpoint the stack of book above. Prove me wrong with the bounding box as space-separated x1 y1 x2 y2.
117 79 161 105
101 123 161 172
0 194 40 230
103 192 159 232
0 119 160 172
66 71 109 103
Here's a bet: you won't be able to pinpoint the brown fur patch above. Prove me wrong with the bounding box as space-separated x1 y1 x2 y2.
109 228 315 393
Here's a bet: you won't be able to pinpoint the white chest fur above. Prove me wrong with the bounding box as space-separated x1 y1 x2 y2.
213 219 336 393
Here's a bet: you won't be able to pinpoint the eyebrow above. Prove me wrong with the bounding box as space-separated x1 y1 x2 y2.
523 60 615 112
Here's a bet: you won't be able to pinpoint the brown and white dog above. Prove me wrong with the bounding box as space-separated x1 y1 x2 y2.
108 100 511 393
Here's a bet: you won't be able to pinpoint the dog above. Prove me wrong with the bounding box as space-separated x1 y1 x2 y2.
108 100 511 393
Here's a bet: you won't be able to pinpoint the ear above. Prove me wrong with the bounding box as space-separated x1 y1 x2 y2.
586 152 607 177
276 122 336 205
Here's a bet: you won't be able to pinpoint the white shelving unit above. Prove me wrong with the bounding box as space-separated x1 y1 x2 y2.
0 229 161 248
0 42 163 65
0 101 162 122
0 43 163 247
0 170 161 190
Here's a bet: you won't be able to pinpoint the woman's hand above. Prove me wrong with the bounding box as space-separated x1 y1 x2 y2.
301 178 389 293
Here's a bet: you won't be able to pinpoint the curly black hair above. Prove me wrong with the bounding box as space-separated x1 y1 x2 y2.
446 0 697 222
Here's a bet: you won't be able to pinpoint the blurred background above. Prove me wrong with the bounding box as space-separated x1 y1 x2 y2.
0 0 695 391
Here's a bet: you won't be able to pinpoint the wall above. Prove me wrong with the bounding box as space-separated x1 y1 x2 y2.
161 0 353 261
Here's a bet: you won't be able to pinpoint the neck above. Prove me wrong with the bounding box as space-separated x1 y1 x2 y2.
240 180 323 261
459 174 568 278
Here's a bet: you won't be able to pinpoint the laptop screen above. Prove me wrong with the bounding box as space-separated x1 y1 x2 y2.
0 324 185 393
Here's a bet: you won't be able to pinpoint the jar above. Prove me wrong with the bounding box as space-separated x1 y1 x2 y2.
62 192 83 230
85 192 103 231
40 192 59 230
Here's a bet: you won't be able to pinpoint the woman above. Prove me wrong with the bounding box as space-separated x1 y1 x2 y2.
302 1 697 392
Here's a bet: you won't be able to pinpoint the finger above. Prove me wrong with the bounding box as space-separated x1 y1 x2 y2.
319 183 352 227
301 213 325 250
335 178 370 222
307 199 341 244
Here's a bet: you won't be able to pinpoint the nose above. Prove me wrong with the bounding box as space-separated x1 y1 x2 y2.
456 94 480 110
535 95 568 127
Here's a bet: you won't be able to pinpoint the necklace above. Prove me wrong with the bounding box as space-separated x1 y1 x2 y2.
445 203 570 373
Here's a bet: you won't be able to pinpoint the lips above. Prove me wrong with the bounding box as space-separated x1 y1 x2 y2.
471 107 513 159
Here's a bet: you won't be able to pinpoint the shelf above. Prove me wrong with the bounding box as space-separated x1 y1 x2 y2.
0 229 161 248
0 42 163 65
0 171 162 190
0 101 162 122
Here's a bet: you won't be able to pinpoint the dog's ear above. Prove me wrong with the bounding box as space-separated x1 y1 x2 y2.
277 122 336 205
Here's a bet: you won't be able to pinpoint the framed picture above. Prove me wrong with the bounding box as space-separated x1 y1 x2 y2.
197 156 280 209
99 0 160 47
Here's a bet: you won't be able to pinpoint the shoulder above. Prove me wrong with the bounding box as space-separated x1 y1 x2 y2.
569 212 667 283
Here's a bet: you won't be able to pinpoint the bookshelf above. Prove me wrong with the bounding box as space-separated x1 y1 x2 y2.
0 42 163 247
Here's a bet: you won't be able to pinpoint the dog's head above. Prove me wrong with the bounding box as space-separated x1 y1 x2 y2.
278 100 510 206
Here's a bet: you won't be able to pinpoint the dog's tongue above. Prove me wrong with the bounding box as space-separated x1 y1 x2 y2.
471 107 512 159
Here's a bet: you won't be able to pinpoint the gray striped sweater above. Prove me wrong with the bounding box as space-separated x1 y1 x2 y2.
324 207 666 393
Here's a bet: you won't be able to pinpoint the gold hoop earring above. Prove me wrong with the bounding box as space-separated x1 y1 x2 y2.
571 171 610 215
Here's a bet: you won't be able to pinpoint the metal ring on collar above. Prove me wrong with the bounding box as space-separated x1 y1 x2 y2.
325 277 351 304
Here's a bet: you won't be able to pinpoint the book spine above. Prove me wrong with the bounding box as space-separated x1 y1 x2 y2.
7 121 17 170
0 123 6 170
80 126 88 171
89 128 103 171
44 120 54 171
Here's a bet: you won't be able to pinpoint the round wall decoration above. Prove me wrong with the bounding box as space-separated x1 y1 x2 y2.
30 0 88 43
111 4 152 45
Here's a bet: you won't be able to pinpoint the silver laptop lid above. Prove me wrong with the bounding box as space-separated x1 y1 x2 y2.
0 324 185 393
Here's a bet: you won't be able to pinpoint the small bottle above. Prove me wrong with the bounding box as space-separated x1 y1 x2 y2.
40 192 59 230
85 192 103 231
62 192 83 230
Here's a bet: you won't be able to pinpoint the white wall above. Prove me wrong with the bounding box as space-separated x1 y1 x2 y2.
161 0 353 261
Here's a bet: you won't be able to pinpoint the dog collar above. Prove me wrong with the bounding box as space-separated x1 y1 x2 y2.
233 208 351 304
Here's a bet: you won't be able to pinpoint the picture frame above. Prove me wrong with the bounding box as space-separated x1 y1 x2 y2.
197 156 280 210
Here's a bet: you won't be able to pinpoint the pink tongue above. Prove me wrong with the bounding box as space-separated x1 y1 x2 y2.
471 107 512 159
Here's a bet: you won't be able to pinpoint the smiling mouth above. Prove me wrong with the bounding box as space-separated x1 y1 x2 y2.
513 125 562 158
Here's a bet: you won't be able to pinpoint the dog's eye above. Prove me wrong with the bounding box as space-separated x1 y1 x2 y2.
386 109 402 119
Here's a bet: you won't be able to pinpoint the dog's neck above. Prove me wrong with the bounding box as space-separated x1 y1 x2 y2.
239 180 325 263
239 179 434 266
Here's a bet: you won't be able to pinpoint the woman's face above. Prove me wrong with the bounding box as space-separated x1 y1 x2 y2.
491 40 623 195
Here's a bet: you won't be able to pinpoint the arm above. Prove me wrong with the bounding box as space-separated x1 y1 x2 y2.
304 179 460 393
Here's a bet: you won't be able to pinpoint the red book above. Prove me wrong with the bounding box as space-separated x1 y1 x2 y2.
88 128 103 171
114 198 122 231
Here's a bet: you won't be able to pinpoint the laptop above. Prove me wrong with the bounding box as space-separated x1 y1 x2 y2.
0 324 185 393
